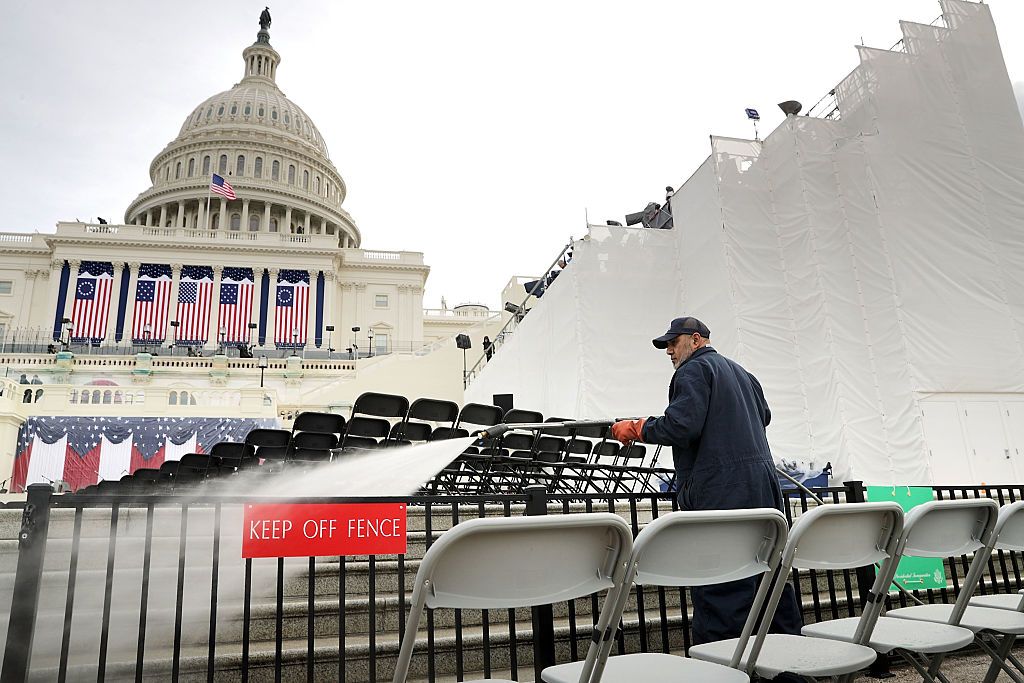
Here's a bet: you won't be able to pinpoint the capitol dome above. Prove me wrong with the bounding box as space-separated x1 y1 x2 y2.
124 21 360 247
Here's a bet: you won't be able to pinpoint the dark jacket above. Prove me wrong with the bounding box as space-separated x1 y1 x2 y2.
642 346 783 512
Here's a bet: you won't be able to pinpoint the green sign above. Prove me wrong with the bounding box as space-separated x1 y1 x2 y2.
865 485 946 590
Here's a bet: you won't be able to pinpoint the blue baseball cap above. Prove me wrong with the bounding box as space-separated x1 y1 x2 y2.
652 317 711 348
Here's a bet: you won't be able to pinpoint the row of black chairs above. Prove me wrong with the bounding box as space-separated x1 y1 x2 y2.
72 392 674 496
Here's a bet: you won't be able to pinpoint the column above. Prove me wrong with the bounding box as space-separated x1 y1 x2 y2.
324 271 336 335
62 260 82 331
32 269 51 330
18 270 39 331
164 264 182 345
242 198 251 233
263 202 272 233
196 199 206 230
266 268 279 346
339 281 355 337
252 267 265 347
206 265 223 351
145 209 154 226
122 262 141 342
218 197 227 230
176 202 185 228
284 207 292 233
105 262 125 343
306 269 316 348
303 212 311 234
158 205 168 228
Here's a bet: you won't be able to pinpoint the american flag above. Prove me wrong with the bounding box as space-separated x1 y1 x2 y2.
210 173 236 200
219 267 254 343
11 415 276 492
175 266 214 344
132 264 172 343
275 269 310 347
71 261 114 342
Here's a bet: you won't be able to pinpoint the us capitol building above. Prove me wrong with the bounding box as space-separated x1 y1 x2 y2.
0 13 512 482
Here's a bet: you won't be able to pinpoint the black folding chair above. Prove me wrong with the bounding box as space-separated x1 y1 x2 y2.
342 392 410 451
289 411 346 464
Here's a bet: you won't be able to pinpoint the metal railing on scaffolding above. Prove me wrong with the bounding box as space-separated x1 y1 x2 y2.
463 239 575 387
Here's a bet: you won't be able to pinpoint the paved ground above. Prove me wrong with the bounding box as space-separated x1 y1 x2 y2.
886 648 1019 682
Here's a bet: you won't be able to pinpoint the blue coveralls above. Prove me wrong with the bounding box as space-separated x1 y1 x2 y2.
642 346 803 646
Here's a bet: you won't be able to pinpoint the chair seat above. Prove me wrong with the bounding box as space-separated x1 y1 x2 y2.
802 616 974 654
689 634 876 678
542 653 748 683
970 593 1024 611
888 604 1024 634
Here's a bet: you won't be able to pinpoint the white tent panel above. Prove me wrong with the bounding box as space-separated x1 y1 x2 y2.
467 0 1024 486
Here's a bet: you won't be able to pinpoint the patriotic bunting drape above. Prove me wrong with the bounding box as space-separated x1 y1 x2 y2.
175 265 214 344
275 269 309 347
71 261 115 342
219 267 255 343
11 416 276 492
132 264 172 343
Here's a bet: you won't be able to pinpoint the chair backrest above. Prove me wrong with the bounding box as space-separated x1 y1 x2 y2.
352 392 410 419
292 411 346 435
392 513 633 683
501 433 534 451
456 403 503 429
408 397 459 424
748 502 903 670
566 438 593 456
591 509 788 678
503 408 543 424
536 436 566 454
896 498 999 625
541 417 575 437
430 426 469 441
390 421 432 442
210 441 255 465
245 428 291 449
993 501 1024 551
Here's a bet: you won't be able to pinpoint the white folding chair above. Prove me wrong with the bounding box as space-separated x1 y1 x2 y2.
391 513 634 683
888 499 1024 683
689 502 902 681
803 499 987 682
543 508 789 683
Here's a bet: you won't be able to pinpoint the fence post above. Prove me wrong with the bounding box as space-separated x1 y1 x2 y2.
843 480 893 679
525 485 556 679
1 484 54 683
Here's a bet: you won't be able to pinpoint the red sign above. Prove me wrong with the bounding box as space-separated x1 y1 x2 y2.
242 503 407 558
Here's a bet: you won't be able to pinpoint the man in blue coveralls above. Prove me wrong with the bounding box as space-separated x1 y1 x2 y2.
611 317 803 658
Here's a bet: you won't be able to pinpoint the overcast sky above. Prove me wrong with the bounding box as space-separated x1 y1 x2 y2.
4 0 1024 309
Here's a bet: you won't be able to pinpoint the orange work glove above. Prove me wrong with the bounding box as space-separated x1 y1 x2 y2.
611 418 646 444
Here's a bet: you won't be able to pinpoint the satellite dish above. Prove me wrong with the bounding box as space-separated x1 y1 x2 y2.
778 100 803 116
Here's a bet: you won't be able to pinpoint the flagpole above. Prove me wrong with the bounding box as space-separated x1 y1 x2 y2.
204 174 213 231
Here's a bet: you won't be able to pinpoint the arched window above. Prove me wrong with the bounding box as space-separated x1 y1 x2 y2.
114 391 123 404
165 166 170 180
269 218 278 232
230 103 237 115
271 108 278 120
249 214 260 231
202 156 211 175
81 390 90 405
258 106 265 117
272 160 280 180
103 390 112 404
217 105 225 116
236 155 245 176
288 165 295 185
188 158 195 177
303 170 309 189
219 155 228 174
92 390 101 404
314 176 320 193
175 162 181 179
254 157 263 178
169 391 178 405
231 213 241 231
243 104 251 116
206 106 213 120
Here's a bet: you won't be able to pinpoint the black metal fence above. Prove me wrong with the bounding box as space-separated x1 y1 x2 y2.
2 482 1024 682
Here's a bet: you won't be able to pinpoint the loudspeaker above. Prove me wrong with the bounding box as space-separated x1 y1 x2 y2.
493 393 514 414
455 334 471 350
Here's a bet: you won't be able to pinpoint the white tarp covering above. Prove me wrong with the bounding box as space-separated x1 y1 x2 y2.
467 1 1024 485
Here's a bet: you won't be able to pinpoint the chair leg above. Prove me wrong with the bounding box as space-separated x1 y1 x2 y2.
976 633 1024 683
897 649 942 683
